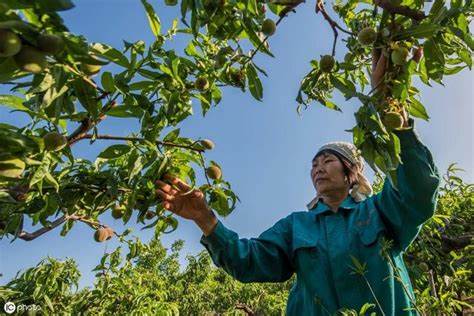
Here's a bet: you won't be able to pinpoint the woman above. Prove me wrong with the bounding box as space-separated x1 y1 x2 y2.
155 52 441 315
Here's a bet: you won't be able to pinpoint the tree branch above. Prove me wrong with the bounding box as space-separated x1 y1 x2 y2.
17 213 109 241
70 133 206 153
428 269 438 299
316 0 355 38
17 215 69 241
67 100 117 146
374 0 426 21
316 0 356 56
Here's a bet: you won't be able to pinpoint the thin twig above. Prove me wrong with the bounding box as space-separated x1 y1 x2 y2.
17 213 109 241
17 214 69 241
316 0 356 38
243 1 303 66
316 0 355 56
70 133 206 153
64 64 106 94
428 269 438 299
199 152 212 186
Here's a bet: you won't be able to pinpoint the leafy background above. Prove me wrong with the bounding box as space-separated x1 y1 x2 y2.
0 0 472 295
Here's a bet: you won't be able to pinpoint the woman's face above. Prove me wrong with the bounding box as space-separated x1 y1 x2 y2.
311 152 348 195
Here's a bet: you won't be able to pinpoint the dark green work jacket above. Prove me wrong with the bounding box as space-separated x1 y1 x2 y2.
200 121 441 315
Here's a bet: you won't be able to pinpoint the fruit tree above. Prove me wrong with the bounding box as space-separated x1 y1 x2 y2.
0 0 472 245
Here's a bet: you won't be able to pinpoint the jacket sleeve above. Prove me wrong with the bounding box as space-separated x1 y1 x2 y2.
373 118 441 252
200 215 294 283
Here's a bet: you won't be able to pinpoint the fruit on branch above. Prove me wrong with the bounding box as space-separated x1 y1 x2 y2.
206 165 222 180
229 68 245 86
214 53 227 67
412 47 423 63
380 28 390 38
199 139 215 150
37 34 65 55
0 158 26 178
195 76 210 91
145 211 155 220
43 132 67 151
0 29 22 57
418 262 429 272
13 46 47 74
261 19 276 36
112 204 125 219
391 46 409 66
320 55 335 73
357 27 377 46
94 227 114 242
382 111 404 130
81 55 102 76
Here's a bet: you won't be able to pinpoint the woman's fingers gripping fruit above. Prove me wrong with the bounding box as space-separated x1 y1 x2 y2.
163 174 193 193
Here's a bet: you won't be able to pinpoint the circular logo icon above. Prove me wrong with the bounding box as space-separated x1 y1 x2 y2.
4 301 16 314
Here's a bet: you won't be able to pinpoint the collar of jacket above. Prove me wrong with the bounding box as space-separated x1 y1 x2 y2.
307 194 358 216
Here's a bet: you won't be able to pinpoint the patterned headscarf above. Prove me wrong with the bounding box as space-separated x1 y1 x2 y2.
307 141 373 209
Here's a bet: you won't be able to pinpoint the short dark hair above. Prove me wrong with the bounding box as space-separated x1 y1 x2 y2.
314 149 359 188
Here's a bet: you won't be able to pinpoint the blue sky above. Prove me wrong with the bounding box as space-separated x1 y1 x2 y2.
1 0 472 290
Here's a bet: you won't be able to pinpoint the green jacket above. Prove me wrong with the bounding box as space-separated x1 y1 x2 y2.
200 120 441 315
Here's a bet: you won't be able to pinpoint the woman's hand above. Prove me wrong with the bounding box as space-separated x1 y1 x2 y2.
371 48 410 128
155 174 217 235
371 48 387 91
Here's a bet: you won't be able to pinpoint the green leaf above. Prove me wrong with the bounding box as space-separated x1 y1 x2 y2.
58 218 73 236
71 79 100 117
242 17 274 57
247 64 263 101
211 85 222 106
0 95 28 111
424 38 445 82
44 171 59 192
44 294 54 311
141 0 161 38
393 24 441 40
98 145 131 159
36 0 75 12
101 72 116 93
163 128 180 142
408 98 429 120
324 99 342 112
247 0 258 14
106 105 143 118
330 75 356 100
91 43 129 68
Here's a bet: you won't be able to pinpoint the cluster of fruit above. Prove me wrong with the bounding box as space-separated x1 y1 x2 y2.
319 27 414 74
0 21 102 76
0 131 67 179
0 28 64 73
197 139 222 180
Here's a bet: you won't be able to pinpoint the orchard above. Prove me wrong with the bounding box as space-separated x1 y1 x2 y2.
0 0 472 314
